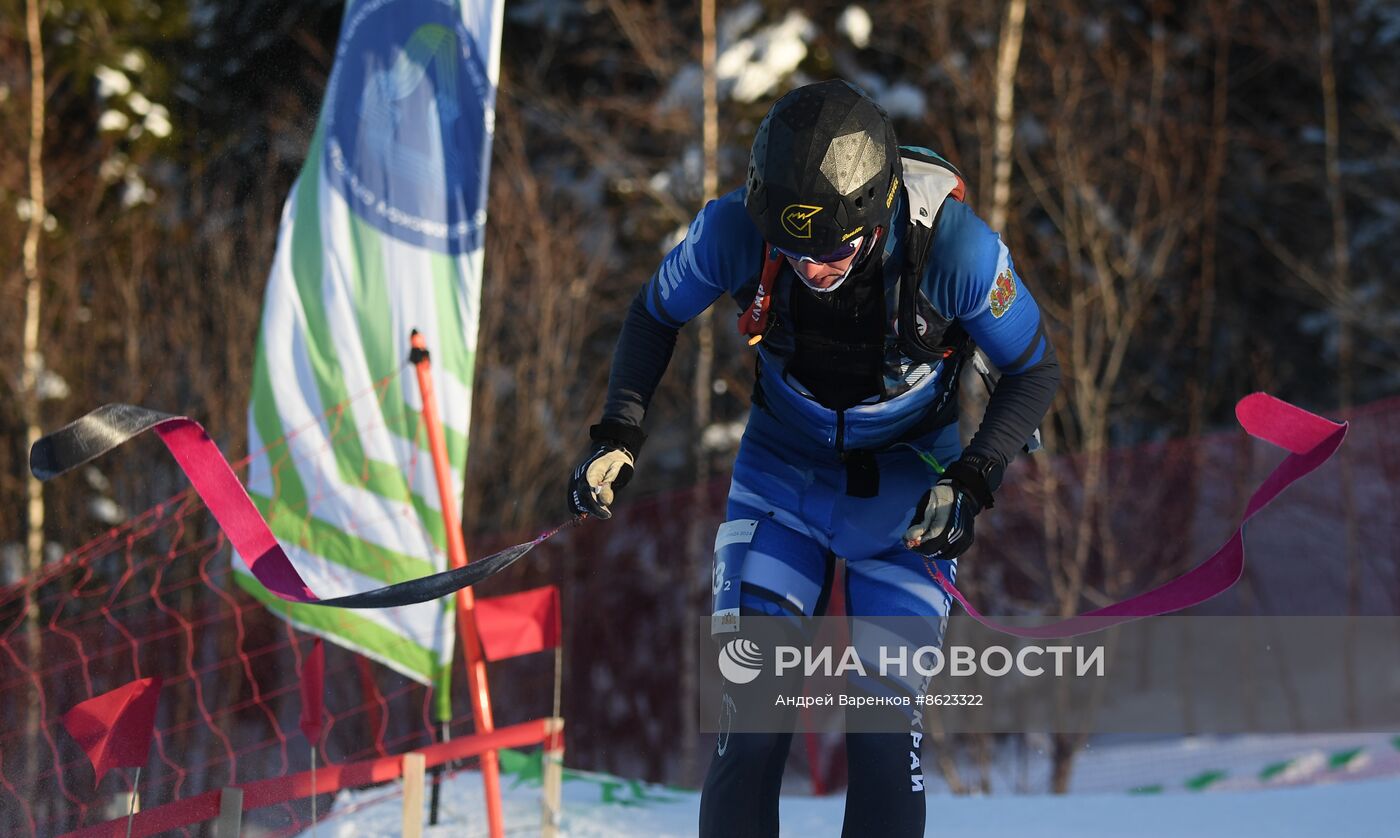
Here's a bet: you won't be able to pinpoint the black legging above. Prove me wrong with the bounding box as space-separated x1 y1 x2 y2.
699 705 926 837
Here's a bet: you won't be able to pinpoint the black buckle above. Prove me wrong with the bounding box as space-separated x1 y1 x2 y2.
843 450 879 498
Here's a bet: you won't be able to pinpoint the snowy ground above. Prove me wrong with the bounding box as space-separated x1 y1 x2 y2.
297 734 1400 837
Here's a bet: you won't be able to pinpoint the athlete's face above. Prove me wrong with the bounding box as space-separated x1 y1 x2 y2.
786 250 861 289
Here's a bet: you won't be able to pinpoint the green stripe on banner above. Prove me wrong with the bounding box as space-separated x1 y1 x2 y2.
345 177 394 385
430 249 476 463
1258 760 1292 782
251 332 310 507
254 335 450 557
402 405 468 474
293 165 468 495
343 210 470 478
286 132 422 510
250 492 437 583
340 205 420 471
1392 736 1400 752
288 130 353 466
434 649 453 723
238 572 449 687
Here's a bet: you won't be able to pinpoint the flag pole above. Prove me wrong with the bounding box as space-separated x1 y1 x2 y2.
409 330 505 838
310 745 317 835
125 766 140 838
429 722 447 825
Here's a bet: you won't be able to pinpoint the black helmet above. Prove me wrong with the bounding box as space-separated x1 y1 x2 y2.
745 80 902 256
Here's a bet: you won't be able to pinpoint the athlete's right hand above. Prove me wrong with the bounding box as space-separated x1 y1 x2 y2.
567 423 645 520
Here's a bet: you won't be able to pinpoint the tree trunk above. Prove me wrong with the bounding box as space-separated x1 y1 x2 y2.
21 0 47 592
989 0 1026 234
1314 0 1360 724
680 0 720 786
21 0 47 819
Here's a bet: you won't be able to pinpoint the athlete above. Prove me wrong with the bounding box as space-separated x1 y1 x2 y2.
567 80 1059 836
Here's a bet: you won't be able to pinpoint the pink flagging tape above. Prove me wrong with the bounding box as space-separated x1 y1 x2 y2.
927 393 1348 638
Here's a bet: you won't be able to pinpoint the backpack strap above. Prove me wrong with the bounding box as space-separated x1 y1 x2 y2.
737 244 784 346
896 152 969 363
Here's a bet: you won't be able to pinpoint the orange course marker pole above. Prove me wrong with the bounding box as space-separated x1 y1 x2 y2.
409 330 504 838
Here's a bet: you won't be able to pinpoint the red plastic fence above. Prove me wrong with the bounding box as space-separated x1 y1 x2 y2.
0 369 559 837
59 719 555 838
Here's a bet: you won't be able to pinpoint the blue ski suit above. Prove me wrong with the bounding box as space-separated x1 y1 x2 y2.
594 149 1059 837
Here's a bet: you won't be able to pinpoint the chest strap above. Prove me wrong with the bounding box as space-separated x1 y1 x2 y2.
737 244 784 345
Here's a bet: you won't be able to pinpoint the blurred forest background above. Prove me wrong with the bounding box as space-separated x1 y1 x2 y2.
2 0 1400 791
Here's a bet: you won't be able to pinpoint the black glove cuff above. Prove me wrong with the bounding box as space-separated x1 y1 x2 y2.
943 453 1001 510
590 421 647 458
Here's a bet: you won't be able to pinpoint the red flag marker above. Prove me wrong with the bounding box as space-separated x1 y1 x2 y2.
299 638 326 744
476 586 561 661
61 676 162 786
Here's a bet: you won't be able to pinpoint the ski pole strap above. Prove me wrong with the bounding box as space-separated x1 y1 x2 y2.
30 404 579 608
924 393 1347 638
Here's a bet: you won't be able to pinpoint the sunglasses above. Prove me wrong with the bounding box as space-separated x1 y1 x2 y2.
774 236 864 265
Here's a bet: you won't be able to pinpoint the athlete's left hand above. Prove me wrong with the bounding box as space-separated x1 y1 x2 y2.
903 454 998 559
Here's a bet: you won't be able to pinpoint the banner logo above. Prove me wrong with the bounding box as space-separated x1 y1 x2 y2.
323 0 492 253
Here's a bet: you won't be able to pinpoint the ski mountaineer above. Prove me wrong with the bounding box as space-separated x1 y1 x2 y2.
567 80 1058 836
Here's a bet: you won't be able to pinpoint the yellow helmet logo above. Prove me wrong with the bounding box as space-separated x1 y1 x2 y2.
780 204 824 239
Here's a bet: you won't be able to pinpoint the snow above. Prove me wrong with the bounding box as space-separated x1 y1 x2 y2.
297 735 1400 837
99 153 128 183
122 172 156 207
127 91 153 116
716 11 816 104
662 5 816 110
94 66 132 98
143 106 173 139
35 365 67 399
99 110 131 133
120 50 146 73
877 82 927 121
0 543 22 585
701 419 747 453
835 68 927 121
88 497 125 525
837 7 873 49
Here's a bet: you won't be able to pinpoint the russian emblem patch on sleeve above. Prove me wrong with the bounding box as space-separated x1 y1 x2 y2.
989 269 1018 318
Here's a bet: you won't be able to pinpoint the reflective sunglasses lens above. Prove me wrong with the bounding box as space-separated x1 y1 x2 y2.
777 237 863 264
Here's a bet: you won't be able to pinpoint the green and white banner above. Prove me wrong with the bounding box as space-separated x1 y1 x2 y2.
241 0 504 712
